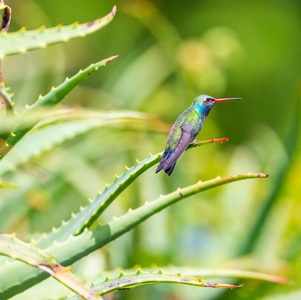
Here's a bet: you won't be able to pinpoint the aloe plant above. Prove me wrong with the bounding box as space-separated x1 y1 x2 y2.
0 6 116 58
0 2 285 300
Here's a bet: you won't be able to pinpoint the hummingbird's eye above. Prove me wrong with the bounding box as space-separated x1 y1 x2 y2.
206 97 212 101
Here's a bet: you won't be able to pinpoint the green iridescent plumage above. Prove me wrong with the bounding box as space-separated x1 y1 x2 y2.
156 95 241 175
165 107 200 151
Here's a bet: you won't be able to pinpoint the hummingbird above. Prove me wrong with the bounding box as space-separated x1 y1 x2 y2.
156 95 242 175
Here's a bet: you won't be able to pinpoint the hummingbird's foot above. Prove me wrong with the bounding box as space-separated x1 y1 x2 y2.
192 139 200 146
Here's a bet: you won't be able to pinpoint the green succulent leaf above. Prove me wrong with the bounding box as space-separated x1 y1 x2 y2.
37 138 229 249
5 55 118 147
0 172 267 299
107 266 287 284
0 234 103 300
0 6 116 58
67 266 288 299
0 110 163 177
68 269 242 299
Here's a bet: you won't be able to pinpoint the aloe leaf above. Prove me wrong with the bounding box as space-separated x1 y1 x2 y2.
78 266 288 286
37 138 229 249
0 108 52 137
5 55 118 147
123 266 287 284
0 172 267 298
68 269 242 299
0 234 103 300
0 110 162 176
0 6 116 58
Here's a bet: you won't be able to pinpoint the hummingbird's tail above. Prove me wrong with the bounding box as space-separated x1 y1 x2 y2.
156 150 177 175
156 162 177 175
164 163 176 175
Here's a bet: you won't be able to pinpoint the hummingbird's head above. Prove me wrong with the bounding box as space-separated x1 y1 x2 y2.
192 95 242 114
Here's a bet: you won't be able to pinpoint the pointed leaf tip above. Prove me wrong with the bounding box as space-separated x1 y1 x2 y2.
258 173 269 178
205 282 243 288
111 5 117 16
106 55 119 63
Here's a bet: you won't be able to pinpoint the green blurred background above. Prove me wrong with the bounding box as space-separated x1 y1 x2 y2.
1 0 301 299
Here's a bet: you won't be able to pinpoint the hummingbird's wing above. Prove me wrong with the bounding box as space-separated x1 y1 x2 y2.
167 123 196 161
156 121 197 175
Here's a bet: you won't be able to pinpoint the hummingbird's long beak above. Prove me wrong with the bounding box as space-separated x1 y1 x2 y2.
214 98 242 103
